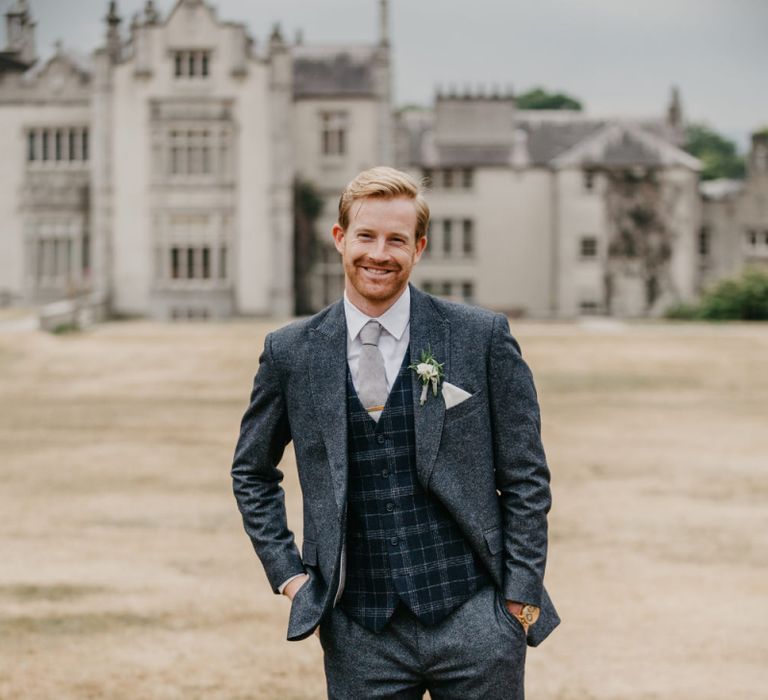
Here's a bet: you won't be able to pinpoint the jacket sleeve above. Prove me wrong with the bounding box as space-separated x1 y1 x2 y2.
488 313 551 607
231 332 304 593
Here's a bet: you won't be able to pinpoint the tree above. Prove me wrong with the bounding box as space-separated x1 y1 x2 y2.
293 179 324 315
685 123 745 180
516 87 582 111
602 168 683 314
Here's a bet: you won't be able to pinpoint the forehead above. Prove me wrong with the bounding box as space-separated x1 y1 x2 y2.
348 196 418 236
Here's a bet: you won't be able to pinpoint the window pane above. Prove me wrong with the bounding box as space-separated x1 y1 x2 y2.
81 129 89 161
82 232 90 273
41 131 49 160
202 247 210 279
175 53 183 77
201 52 209 77
462 219 473 255
580 237 597 257
187 248 195 278
171 247 180 279
27 131 35 161
55 130 63 161
69 130 76 161
443 220 452 255
219 245 227 279
698 228 710 256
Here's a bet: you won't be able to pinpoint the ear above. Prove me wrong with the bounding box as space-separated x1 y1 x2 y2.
413 234 427 263
332 223 346 254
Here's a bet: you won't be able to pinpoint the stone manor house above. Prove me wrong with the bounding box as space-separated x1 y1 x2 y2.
0 0 765 320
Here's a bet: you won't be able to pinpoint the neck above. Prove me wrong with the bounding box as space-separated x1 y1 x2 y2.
345 284 407 318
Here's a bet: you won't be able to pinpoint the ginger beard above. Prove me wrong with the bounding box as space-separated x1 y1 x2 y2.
332 196 426 317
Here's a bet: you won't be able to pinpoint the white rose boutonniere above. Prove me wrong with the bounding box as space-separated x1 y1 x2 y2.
409 348 445 406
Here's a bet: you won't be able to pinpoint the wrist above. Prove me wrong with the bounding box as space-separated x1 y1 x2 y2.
282 573 309 601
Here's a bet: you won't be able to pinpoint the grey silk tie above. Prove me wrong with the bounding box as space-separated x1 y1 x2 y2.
358 320 388 421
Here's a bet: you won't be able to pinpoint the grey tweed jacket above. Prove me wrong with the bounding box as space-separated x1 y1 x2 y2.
232 285 560 646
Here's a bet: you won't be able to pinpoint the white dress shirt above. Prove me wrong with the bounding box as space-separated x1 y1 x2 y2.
279 287 411 595
344 286 411 396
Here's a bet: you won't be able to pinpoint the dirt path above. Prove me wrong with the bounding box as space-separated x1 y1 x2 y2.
1 320 766 699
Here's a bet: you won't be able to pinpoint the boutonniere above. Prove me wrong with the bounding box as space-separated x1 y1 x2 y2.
409 348 445 406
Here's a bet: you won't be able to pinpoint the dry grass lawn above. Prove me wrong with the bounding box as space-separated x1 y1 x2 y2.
1 318 766 699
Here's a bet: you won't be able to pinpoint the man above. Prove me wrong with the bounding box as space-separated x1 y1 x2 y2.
232 166 559 699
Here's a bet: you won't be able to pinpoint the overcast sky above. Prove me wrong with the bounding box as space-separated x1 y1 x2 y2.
4 0 767 150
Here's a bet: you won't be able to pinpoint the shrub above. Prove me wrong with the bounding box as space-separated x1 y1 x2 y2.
666 268 768 320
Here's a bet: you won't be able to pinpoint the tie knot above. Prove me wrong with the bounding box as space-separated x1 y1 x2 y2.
360 320 382 346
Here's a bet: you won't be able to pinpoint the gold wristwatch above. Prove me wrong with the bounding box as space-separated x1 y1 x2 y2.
514 604 540 633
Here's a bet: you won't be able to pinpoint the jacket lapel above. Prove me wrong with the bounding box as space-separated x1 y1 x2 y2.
309 300 348 514
409 286 449 486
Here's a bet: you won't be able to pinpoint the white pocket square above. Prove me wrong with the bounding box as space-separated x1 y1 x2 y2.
442 381 473 409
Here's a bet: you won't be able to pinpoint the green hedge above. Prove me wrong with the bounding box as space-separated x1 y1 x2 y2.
666 268 768 320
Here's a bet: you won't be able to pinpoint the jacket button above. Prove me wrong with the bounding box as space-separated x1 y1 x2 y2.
386 502 394 512
377 435 386 444
390 537 399 546
381 469 389 478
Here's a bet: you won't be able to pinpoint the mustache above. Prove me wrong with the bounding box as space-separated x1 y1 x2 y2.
356 258 401 271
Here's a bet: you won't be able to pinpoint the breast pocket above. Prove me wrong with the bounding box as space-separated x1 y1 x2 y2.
444 388 485 425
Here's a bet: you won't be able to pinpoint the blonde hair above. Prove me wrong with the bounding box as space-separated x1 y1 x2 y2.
337 166 430 240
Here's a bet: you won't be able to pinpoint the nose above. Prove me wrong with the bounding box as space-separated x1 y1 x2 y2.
368 237 389 261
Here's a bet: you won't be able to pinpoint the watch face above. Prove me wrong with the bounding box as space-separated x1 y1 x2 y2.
522 605 540 625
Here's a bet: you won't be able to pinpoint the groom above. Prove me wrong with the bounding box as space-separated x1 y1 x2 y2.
232 166 558 699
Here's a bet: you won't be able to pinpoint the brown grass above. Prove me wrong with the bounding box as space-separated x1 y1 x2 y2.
1 319 766 699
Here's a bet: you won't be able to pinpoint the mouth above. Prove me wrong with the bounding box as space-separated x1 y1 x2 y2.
360 265 396 277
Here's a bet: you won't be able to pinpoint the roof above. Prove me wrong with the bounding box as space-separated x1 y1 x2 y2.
0 51 31 72
23 48 91 82
551 122 701 170
397 107 700 171
700 178 745 200
519 118 605 165
292 46 378 98
430 144 513 167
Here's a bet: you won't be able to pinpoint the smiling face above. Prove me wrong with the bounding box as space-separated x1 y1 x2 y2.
332 195 427 317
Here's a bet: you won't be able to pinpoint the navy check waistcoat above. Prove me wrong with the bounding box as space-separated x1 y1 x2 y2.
340 350 488 633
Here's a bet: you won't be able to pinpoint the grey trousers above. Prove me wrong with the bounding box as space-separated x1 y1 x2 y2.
318 586 526 700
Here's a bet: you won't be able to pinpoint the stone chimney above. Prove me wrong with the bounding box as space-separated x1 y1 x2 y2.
748 130 768 178
379 0 390 47
4 0 36 66
666 85 685 147
105 1 122 63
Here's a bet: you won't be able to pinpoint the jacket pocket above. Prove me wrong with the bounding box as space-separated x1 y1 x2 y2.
444 388 485 425
302 539 318 567
483 526 503 555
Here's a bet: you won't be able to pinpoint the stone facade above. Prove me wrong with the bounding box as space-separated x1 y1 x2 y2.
0 0 392 319
397 94 703 317
0 0 759 319
699 133 768 291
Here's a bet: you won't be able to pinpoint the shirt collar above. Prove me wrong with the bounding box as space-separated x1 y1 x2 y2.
343 286 411 343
